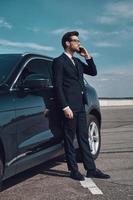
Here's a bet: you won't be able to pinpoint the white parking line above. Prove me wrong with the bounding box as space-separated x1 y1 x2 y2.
80 178 103 195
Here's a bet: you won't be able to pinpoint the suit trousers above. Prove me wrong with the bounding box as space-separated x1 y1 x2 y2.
63 111 96 172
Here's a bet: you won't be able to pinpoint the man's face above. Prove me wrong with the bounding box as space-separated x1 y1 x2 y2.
68 35 80 52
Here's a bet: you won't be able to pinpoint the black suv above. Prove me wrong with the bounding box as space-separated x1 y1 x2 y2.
0 53 101 187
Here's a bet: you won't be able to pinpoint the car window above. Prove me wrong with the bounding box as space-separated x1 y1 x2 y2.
0 54 21 84
19 58 53 86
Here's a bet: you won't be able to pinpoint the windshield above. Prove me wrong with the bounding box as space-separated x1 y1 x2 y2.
0 54 21 85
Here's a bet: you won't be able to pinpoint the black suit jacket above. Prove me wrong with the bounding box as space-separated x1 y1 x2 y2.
52 53 97 112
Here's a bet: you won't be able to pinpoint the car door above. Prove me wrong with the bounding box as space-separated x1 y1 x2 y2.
13 57 59 160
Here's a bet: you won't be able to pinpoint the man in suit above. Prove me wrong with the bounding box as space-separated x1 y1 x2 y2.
52 31 110 181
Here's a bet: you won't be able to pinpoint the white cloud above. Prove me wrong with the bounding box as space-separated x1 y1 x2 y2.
51 28 91 41
98 1 133 25
75 29 90 40
0 17 12 29
92 27 133 43
74 20 84 25
98 16 117 24
106 1 133 19
32 27 40 33
91 52 100 58
0 39 55 51
51 28 69 35
52 27 131 44
99 78 109 82
27 27 40 33
94 41 121 48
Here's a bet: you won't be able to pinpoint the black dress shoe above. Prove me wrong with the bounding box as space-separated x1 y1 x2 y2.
86 169 110 179
70 170 85 181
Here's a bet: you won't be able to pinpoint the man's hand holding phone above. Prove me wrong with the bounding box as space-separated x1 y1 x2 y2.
78 46 92 59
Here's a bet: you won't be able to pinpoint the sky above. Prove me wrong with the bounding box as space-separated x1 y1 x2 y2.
0 0 133 97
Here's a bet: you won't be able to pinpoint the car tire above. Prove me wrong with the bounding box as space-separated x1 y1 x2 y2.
0 156 4 191
76 114 101 162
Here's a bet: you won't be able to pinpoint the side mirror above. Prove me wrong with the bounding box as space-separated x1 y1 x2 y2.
23 74 50 89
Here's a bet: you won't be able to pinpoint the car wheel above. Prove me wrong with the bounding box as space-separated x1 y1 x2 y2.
0 156 4 191
76 114 101 162
88 114 101 159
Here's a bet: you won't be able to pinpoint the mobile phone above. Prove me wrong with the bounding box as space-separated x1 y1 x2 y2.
78 47 84 53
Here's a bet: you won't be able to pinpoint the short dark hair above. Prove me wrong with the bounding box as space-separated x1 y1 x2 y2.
61 31 79 49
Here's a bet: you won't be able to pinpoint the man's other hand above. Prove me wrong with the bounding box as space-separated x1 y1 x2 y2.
64 107 73 119
44 108 49 117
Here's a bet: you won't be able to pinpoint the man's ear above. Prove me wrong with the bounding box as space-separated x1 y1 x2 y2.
66 41 70 47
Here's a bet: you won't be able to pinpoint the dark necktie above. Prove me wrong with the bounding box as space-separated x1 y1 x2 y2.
72 57 79 75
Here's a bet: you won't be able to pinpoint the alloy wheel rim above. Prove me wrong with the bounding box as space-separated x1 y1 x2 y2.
88 121 99 155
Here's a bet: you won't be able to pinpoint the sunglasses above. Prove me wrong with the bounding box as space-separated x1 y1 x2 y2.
69 39 80 43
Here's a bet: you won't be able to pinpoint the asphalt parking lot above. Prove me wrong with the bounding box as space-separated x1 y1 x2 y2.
0 106 133 200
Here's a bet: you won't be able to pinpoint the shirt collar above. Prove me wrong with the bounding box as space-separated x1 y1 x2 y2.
64 52 73 60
